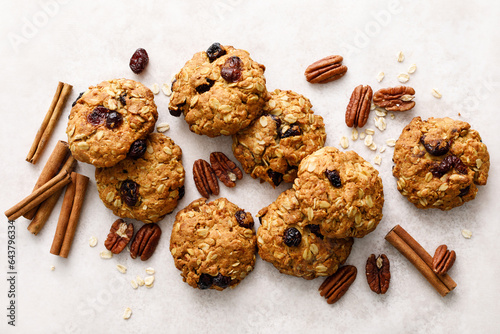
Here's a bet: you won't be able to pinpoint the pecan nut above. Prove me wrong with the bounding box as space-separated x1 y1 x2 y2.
432 245 456 275
304 55 347 84
104 219 134 254
365 254 391 294
210 152 243 187
318 265 357 304
130 223 162 261
345 85 373 128
193 159 219 198
373 86 415 111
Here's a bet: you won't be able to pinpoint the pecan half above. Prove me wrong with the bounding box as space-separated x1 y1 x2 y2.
345 85 373 128
210 152 243 187
193 159 219 198
432 245 456 275
304 55 347 84
104 219 134 254
366 254 391 294
130 223 162 261
318 265 357 304
373 86 415 111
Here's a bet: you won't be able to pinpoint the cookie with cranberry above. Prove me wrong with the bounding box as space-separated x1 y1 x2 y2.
392 117 489 210
168 43 268 137
257 189 353 279
232 89 326 187
170 197 257 291
67 78 158 167
293 147 384 238
95 133 184 224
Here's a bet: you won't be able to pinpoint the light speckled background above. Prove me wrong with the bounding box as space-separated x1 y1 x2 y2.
1 1 499 333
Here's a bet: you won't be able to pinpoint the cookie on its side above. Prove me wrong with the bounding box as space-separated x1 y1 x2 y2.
392 117 489 210
232 89 326 187
95 133 185 224
170 198 257 291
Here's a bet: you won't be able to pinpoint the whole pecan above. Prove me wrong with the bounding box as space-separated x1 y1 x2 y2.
345 85 373 128
130 223 162 261
304 55 347 84
432 245 456 275
193 159 219 198
318 265 357 304
104 219 134 254
365 254 391 294
373 86 415 111
210 152 243 187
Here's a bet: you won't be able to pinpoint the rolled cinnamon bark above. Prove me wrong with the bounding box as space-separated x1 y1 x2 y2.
50 173 77 255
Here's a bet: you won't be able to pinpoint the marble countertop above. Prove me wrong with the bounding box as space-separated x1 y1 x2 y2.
1 1 499 333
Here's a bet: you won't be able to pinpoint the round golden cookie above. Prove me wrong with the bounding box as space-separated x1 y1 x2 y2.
293 147 384 238
67 78 158 167
232 89 326 187
392 117 489 210
95 133 185 224
168 43 268 137
170 197 257 291
257 189 354 280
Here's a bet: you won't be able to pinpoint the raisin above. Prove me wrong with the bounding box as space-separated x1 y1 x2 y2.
459 185 471 197
269 115 282 130
213 273 231 289
197 273 213 290
283 227 302 247
195 79 215 94
87 106 109 125
72 92 84 107
119 94 127 106
325 169 342 188
235 210 254 229
267 169 283 187
206 43 226 62
120 180 139 206
106 111 123 129
178 186 185 200
308 224 324 239
221 56 243 83
128 139 147 159
279 124 301 139
129 48 149 74
420 135 450 156
169 101 185 117
431 155 468 178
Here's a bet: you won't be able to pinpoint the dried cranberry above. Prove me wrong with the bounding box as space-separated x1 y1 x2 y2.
128 139 147 159
459 185 471 197
129 48 149 74
106 111 123 129
72 92 84 107
206 43 226 62
269 115 282 130
325 169 342 188
178 186 185 200
213 273 231 289
169 101 185 117
420 135 450 156
431 155 468 178
308 224 324 239
235 210 254 229
87 106 109 125
283 227 302 247
267 169 283 187
279 124 301 139
197 273 213 290
195 79 215 94
120 180 139 206
119 94 127 106
221 56 243 83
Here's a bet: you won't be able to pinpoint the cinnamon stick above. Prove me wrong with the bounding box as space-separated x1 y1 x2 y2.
50 173 77 255
26 82 73 164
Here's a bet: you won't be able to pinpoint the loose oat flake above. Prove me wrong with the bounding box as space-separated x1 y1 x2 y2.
162 83 172 96
157 122 170 133
131 280 138 289
50 265 55 271
432 88 442 99
380 146 386 153
359 132 366 139
364 134 373 146
340 136 349 149
374 155 382 165
389 113 395 119
461 229 472 239
408 64 417 74
376 72 385 83
351 128 359 141
386 139 396 147
369 143 377 151
100 250 113 259
145 267 155 275
89 236 98 248
375 108 387 117
145 275 155 287
123 307 132 320
397 51 405 62
116 264 127 274
397 73 410 83
136 276 145 286
365 128 375 135
151 83 160 95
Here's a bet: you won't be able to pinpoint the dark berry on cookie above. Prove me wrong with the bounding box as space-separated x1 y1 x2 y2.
169 101 185 117
235 210 254 229
221 56 243 83
269 114 282 129
106 111 123 129
308 224 324 239
195 79 215 94
120 180 139 206
283 227 302 247
431 155 468 178
178 186 185 200
420 135 450 156
128 139 147 159
197 273 213 289
72 91 84 107
325 169 342 188
206 43 227 62
119 93 127 106
267 169 283 187
459 185 470 197
129 48 149 74
213 273 231 289
87 106 109 125
279 124 301 139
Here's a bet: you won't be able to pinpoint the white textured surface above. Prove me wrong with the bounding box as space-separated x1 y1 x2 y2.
1 1 499 333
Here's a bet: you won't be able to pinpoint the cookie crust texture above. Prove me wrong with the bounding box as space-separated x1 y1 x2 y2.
257 189 353 279
67 78 158 167
170 198 257 290
293 147 384 238
168 45 268 137
95 133 185 224
232 89 326 187
392 117 489 210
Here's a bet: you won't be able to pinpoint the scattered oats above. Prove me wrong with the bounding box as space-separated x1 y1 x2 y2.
397 73 410 83
370 102 376 111
145 275 155 287
397 51 405 62
375 117 387 131
364 134 373 146
365 128 375 135
401 94 415 102
130 280 138 289
386 139 396 147
162 83 172 96
145 267 155 275
376 72 385 82
340 136 349 149
389 113 395 119
375 108 387 117
408 64 417 74
123 307 132 320
461 229 472 239
100 250 113 259
136 276 145 286
151 83 160 95
50 265 55 271
432 88 442 99
359 132 366 139
157 122 170 133
89 236 98 248
379 146 386 153
351 128 359 141
374 155 382 165
116 264 127 274
369 143 377 151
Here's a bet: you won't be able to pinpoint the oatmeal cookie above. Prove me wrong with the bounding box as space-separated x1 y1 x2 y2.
392 117 489 210
67 78 158 167
232 89 326 187
170 197 257 290
293 147 384 238
95 133 185 223
257 189 353 279
168 43 268 137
